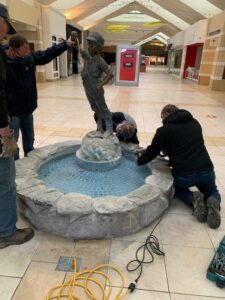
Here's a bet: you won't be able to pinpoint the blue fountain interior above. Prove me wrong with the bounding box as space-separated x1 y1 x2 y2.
38 147 150 198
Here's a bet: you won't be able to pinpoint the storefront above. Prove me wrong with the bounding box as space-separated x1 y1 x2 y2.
182 19 208 82
167 31 184 77
199 10 225 91
184 44 203 81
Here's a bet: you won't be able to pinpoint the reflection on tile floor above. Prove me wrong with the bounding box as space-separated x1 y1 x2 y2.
2 67 225 299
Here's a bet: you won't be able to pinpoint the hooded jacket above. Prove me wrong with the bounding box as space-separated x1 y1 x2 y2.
137 109 213 176
5 41 69 116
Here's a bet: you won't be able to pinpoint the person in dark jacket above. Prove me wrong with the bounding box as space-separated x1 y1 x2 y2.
6 34 74 159
94 111 139 144
137 104 221 229
0 3 34 249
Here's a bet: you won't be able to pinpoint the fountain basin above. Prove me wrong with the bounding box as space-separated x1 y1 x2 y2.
16 140 174 239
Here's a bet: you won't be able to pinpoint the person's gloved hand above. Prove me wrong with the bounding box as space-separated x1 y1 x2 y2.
0 129 17 158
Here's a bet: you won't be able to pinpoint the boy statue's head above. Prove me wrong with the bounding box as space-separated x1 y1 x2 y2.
86 32 104 55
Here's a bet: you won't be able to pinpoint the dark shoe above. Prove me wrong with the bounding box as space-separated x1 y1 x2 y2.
191 191 207 223
0 228 34 249
207 196 221 229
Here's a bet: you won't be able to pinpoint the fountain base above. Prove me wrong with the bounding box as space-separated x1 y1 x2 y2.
16 140 174 239
76 131 122 171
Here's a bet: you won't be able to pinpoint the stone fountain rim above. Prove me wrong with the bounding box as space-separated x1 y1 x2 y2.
16 140 152 205
15 140 174 238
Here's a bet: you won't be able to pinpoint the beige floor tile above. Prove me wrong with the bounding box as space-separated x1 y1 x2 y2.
171 294 225 300
0 231 43 277
219 192 225 218
206 217 225 248
218 179 225 191
164 245 225 297
109 240 168 292
113 218 161 243
109 287 170 299
0 277 20 300
168 197 192 215
74 240 111 271
33 233 75 263
12 261 66 300
160 213 213 248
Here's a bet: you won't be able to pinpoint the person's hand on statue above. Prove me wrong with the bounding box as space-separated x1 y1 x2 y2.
66 36 78 49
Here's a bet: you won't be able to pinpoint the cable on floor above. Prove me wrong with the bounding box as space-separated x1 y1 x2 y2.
46 259 131 300
126 214 165 291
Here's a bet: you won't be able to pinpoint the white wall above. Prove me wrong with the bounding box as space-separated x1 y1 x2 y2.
41 6 67 80
183 19 208 46
42 6 66 39
168 31 184 49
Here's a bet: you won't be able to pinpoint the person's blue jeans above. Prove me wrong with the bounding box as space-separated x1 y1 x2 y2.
10 114 34 160
174 169 221 207
0 157 17 237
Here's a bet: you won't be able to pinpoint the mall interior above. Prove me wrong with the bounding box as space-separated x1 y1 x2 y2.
0 0 225 299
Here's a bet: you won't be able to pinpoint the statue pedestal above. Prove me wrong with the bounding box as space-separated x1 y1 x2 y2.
76 131 122 171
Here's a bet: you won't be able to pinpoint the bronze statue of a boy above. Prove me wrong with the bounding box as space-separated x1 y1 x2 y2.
72 31 113 136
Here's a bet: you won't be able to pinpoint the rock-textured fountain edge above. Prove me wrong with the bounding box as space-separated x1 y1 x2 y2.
16 140 174 239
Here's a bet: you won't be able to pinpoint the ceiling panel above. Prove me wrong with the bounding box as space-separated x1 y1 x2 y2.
155 0 204 24
47 0 224 46
208 0 225 11
179 0 222 18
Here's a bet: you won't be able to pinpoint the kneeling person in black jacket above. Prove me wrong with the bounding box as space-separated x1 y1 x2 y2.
6 35 75 160
137 104 221 229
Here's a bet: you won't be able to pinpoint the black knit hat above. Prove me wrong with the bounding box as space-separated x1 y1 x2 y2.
0 4 16 35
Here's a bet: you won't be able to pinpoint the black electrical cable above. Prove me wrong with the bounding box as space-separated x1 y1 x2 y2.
126 213 165 292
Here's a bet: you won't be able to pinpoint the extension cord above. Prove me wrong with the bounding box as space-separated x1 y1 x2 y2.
46 259 131 300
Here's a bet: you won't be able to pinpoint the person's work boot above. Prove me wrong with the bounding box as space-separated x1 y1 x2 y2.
0 228 34 249
191 191 207 223
207 196 221 229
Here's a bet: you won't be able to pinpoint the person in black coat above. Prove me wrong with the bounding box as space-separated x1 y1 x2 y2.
137 104 221 229
0 4 33 249
6 34 75 159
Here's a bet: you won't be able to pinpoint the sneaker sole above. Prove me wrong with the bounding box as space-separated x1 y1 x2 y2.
207 215 221 229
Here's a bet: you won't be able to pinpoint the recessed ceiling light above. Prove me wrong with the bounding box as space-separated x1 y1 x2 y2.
129 10 141 14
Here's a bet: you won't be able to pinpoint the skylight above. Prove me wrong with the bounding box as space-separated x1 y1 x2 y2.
108 14 160 23
77 0 134 29
139 0 190 30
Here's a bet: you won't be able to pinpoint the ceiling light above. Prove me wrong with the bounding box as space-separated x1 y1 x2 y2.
129 10 141 14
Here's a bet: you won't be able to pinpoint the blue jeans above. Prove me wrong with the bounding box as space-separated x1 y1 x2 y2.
174 169 221 207
0 157 17 237
10 114 34 160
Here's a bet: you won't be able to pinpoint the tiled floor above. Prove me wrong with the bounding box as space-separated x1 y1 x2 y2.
1 66 225 299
